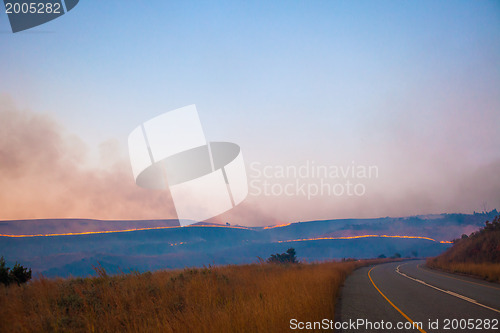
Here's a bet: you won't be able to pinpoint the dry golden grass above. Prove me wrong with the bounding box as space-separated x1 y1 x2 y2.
0 260 383 332
427 260 500 283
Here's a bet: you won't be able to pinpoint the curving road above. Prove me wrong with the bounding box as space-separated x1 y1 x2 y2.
337 260 500 332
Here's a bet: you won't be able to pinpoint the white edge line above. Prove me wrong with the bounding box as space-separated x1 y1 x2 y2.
396 264 500 314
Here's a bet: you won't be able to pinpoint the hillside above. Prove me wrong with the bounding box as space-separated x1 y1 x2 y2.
1 211 497 277
0 214 488 277
427 215 500 282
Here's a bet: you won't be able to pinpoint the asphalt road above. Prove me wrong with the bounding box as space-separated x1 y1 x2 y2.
337 260 500 332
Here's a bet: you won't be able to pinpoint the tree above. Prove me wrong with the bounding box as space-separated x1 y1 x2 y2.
267 248 298 264
285 248 297 263
390 253 401 259
9 263 32 285
0 256 32 286
0 257 10 285
484 216 500 232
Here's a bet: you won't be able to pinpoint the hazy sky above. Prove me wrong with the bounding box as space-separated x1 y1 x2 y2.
0 1 499 225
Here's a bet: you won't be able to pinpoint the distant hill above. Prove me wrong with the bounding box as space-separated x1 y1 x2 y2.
1 210 498 239
0 218 181 235
1 211 497 278
427 215 500 282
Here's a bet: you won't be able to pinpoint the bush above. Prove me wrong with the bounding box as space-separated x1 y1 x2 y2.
0 257 10 285
267 248 298 264
0 257 32 286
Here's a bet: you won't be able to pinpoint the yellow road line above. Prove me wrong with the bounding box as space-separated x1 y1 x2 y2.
417 264 500 291
368 267 427 333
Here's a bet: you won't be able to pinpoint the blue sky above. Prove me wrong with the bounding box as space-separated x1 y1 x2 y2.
0 1 499 223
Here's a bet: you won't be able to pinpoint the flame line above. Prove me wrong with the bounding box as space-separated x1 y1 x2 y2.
276 235 449 243
263 223 292 229
0 224 250 238
0 226 453 244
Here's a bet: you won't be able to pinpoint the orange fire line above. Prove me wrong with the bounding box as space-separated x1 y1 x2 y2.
0 224 453 244
0 224 250 238
263 223 292 229
276 234 449 243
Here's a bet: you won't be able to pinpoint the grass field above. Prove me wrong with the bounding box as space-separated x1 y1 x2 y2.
0 259 386 332
426 261 500 283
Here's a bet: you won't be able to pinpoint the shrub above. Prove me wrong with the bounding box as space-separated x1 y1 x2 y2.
267 248 298 264
0 256 32 286
0 257 10 285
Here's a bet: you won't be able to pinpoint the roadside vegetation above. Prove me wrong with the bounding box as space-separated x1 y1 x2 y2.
0 252 389 332
427 215 500 282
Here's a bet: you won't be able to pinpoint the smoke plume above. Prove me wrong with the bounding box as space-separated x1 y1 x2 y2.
0 95 176 220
